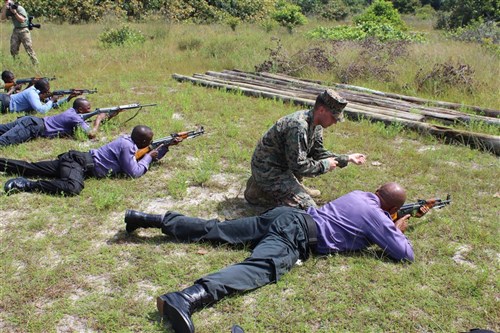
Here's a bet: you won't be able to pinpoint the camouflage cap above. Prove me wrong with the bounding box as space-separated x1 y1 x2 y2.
319 89 347 113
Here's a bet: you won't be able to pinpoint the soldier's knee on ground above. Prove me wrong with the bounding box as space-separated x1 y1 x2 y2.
244 175 275 206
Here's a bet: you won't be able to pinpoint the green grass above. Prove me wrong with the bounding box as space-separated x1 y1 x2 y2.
0 18 499 333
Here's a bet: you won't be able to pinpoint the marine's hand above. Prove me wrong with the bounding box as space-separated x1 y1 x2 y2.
394 214 411 233
326 157 338 171
348 153 366 165
170 137 183 146
95 113 107 121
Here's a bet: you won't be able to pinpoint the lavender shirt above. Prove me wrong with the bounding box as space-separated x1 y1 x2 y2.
307 190 414 261
9 86 54 114
43 107 90 138
90 135 153 179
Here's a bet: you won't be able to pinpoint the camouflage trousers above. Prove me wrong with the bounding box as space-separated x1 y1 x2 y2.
10 28 39 65
243 172 317 210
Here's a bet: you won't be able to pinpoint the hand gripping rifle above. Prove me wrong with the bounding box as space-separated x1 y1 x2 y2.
4 76 56 90
81 103 157 122
135 126 205 160
394 194 452 220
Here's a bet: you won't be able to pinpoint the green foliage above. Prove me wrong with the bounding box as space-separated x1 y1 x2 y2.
354 0 408 31
440 0 499 29
321 0 350 21
98 25 146 48
446 21 500 57
178 37 204 51
307 22 425 42
390 0 420 14
272 1 308 33
225 16 241 31
415 4 436 20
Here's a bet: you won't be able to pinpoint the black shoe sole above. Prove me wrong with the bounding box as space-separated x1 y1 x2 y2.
157 295 194 333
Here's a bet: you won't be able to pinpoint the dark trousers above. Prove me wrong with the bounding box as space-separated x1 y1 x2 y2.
0 116 45 146
161 206 311 301
0 151 94 196
0 94 10 114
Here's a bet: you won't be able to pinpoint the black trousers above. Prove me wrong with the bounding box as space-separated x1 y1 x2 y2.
0 94 10 114
0 150 95 196
0 116 45 146
160 206 312 301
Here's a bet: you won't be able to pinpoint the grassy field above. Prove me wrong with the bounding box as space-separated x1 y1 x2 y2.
0 18 499 333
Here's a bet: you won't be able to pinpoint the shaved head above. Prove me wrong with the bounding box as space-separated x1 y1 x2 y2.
131 125 154 149
375 182 406 214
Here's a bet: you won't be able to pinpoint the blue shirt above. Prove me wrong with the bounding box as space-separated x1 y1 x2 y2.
9 86 54 114
307 190 414 261
90 135 153 179
43 107 90 138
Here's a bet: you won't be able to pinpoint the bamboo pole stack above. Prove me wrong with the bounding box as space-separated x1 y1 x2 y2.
172 69 500 156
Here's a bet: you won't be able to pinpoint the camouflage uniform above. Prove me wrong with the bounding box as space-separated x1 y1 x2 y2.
245 109 348 210
7 5 39 65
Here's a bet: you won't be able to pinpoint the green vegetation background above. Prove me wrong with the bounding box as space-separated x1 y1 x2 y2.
0 4 499 333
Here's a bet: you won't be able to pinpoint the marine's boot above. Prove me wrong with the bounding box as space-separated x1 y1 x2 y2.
124 210 163 234
157 284 214 333
4 177 35 195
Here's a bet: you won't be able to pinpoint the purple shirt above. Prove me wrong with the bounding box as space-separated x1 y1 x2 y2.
90 135 153 179
43 107 90 138
307 190 414 261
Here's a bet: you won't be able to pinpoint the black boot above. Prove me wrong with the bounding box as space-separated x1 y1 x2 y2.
124 210 163 233
4 177 35 195
157 284 214 333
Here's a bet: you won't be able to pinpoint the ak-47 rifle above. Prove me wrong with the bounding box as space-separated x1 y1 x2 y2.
135 126 205 160
50 88 98 97
81 103 157 121
393 194 452 221
4 76 56 90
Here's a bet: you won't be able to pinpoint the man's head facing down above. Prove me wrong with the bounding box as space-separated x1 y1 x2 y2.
313 89 348 127
131 125 154 149
1 70 15 83
73 98 91 114
375 182 407 216
34 78 50 94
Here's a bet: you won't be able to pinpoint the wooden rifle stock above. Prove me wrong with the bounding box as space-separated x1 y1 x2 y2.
3 76 56 90
135 127 205 160
393 194 452 221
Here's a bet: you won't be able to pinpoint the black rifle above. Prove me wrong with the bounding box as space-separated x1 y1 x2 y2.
28 16 41 30
135 126 205 160
81 103 157 121
50 88 98 96
396 194 452 219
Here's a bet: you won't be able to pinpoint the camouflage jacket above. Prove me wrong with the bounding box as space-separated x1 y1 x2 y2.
251 109 348 179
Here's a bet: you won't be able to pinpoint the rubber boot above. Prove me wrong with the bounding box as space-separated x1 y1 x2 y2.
124 210 163 234
157 284 214 333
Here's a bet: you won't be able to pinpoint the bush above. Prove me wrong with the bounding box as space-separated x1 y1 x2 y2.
415 4 436 20
98 25 146 48
390 0 420 14
307 22 425 42
439 0 499 30
321 0 350 21
414 61 477 96
272 1 308 34
354 0 408 31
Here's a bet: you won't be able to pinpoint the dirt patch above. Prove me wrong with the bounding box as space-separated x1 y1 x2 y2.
56 314 95 333
452 244 476 268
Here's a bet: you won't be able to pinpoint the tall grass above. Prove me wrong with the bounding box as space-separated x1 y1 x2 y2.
0 18 498 333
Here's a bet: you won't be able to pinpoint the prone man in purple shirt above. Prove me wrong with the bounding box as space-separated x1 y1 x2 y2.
0 98 107 147
122 182 428 333
1 125 168 196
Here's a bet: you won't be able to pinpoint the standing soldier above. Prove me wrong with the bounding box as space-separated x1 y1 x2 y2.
244 89 366 209
0 0 39 65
